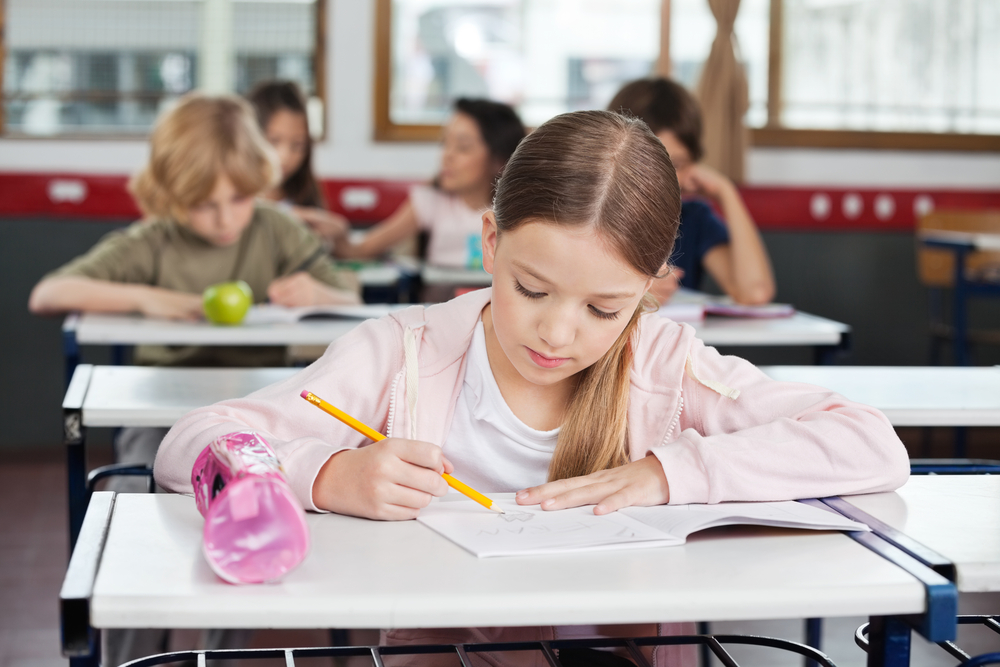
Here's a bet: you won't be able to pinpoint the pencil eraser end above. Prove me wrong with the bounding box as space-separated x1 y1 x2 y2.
300 390 310 399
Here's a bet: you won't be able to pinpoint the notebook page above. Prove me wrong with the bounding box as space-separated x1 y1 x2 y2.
619 501 868 539
417 494 680 558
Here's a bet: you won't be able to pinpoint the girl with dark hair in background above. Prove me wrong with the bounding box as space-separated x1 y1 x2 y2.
334 98 526 270
247 80 351 247
609 78 775 305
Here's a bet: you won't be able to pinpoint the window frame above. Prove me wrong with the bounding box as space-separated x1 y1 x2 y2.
374 0 1000 151
0 0 329 140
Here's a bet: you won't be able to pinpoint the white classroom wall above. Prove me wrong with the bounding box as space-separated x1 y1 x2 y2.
0 0 998 189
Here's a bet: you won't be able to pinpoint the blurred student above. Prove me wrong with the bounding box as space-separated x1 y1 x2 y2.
334 98 526 271
247 80 350 247
29 93 359 367
609 78 775 305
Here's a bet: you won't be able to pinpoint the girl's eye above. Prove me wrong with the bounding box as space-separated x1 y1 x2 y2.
589 305 621 321
514 280 544 299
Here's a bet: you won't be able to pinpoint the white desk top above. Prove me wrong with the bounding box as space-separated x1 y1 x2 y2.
844 476 1000 593
72 312 364 346
90 493 924 630
760 365 1000 426
421 265 494 286
68 365 297 427
690 311 848 347
69 308 848 349
918 229 1000 251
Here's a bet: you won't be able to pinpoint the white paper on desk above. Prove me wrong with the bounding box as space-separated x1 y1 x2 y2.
619 501 868 540
243 303 404 324
417 494 867 558
656 302 706 322
417 495 678 558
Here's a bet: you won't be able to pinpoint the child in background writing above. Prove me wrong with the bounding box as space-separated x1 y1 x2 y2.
247 80 352 248
609 77 776 306
333 98 526 273
29 93 360 368
155 110 908 667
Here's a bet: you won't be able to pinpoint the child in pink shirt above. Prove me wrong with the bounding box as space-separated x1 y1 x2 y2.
157 110 908 667
334 98 526 270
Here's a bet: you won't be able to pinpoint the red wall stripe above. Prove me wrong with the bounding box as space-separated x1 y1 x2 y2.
1 172 998 231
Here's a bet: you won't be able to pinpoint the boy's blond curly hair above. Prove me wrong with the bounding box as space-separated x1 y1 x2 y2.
129 93 279 221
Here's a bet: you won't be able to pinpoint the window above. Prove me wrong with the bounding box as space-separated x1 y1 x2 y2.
376 0 667 140
1 0 325 137
375 0 1000 150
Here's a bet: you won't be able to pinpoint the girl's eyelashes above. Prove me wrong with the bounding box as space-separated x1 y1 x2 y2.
589 305 621 321
514 278 622 320
513 279 544 299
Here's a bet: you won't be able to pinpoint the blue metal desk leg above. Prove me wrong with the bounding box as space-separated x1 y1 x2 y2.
952 245 970 366
866 616 911 667
804 618 822 667
65 406 87 554
64 327 80 388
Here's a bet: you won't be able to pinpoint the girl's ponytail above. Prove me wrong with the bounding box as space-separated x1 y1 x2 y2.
548 298 653 480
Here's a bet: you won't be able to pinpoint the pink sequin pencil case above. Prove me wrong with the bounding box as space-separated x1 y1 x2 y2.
191 431 310 584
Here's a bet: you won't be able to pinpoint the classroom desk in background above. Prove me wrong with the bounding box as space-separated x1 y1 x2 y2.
918 229 1000 366
62 365 298 548
61 490 954 667
760 365 1000 426
61 296 852 383
62 363 999 562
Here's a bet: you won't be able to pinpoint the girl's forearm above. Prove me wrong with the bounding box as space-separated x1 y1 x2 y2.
28 276 150 315
716 186 776 305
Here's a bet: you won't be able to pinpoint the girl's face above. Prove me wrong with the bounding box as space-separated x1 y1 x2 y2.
483 214 653 389
265 109 309 182
184 174 256 247
655 130 695 193
439 112 496 195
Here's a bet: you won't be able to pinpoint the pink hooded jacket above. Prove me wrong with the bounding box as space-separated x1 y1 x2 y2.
156 288 908 506
154 288 909 666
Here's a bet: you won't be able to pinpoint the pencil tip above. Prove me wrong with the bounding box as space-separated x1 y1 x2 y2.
495 507 506 515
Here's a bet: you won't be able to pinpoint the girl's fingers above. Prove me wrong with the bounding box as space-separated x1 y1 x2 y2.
539 481 616 511
392 462 449 497
593 490 634 515
392 439 448 473
379 482 436 511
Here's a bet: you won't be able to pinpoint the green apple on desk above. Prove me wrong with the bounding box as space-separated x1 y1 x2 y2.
203 280 253 325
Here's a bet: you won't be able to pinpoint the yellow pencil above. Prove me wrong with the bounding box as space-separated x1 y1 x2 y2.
300 390 505 514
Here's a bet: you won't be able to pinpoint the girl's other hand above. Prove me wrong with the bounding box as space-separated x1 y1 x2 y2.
679 163 734 201
138 287 204 321
292 206 350 245
515 455 670 515
267 272 361 307
648 267 684 306
312 439 454 520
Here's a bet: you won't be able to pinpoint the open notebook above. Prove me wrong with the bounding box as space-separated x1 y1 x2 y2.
242 303 407 324
417 493 868 558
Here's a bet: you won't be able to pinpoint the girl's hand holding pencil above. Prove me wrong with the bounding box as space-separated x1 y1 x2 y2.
302 391 503 521
311 433 453 521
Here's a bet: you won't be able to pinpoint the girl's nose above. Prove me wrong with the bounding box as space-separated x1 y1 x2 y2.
538 310 576 350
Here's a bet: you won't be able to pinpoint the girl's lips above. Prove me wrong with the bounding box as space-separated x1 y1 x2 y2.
527 347 569 369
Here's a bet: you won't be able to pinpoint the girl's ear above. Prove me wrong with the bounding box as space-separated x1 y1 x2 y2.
481 211 499 275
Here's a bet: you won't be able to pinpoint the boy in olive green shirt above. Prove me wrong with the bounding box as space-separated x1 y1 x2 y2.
30 94 359 367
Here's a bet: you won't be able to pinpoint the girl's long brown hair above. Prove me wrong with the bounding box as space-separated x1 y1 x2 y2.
246 80 325 208
492 110 681 481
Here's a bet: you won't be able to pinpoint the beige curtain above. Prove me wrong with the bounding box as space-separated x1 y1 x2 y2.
695 0 749 182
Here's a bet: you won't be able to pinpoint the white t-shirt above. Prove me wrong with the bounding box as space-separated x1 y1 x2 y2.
441 320 559 493
409 184 486 269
